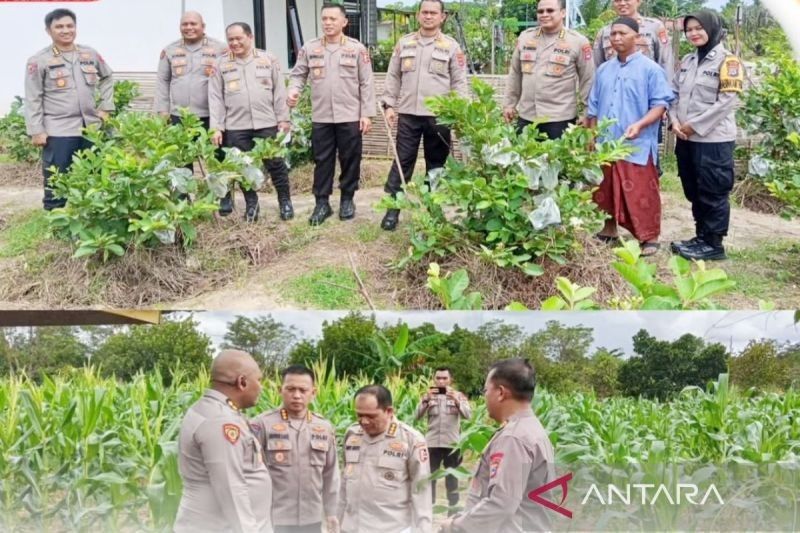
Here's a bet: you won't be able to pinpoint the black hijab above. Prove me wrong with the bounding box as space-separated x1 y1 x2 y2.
684 9 724 63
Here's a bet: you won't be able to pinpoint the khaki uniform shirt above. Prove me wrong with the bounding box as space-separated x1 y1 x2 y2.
24 44 114 137
504 27 595 123
175 389 273 533
250 408 339 527
669 43 742 143
155 36 228 117
594 17 675 85
208 49 290 132
382 31 468 117
452 410 555 533
339 419 432 533
289 36 376 123
415 390 471 448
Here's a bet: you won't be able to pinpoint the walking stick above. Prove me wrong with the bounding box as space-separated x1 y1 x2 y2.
379 106 407 188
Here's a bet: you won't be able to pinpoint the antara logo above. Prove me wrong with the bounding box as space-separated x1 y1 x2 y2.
527 473 573 518
581 483 725 506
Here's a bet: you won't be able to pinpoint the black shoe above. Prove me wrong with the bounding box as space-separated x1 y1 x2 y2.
244 203 260 223
219 193 233 216
339 198 356 220
670 236 704 254
678 241 727 261
279 197 294 221
309 202 333 226
381 209 400 231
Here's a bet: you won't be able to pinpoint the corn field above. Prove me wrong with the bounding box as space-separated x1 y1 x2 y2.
1 364 798 531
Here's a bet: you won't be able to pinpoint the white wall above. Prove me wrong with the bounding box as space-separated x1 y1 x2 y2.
0 0 309 114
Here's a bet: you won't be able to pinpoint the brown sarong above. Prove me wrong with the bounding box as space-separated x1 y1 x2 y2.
593 156 661 242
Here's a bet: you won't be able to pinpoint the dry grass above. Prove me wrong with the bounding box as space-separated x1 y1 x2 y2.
732 178 785 215
0 161 40 187
396 235 629 310
0 216 291 308
270 158 389 195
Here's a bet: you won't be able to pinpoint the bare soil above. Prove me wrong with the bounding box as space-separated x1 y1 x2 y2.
0 159 798 310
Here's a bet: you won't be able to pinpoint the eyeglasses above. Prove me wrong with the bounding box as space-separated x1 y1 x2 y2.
537 8 558 14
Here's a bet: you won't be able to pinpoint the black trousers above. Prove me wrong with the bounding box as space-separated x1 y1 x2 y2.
517 117 575 140
675 139 735 243
275 523 322 533
224 127 290 201
311 121 362 199
42 136 92 210
430 447 463 506
384 114 451 195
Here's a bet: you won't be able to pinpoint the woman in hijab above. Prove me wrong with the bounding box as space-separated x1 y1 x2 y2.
668 9 743 261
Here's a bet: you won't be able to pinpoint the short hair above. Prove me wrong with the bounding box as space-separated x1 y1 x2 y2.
45 9 76 28
418 0 446 13
355 384 393 409
488 358 536 401
281 364 315 384
434 367 452 376
321 3 347 17
226 22 253 37
538 0 566 9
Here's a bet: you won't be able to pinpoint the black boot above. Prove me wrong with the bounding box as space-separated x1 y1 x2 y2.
670 235 705 254
277 189 294 221
309 197 333 226
243 191 259 223
678 235 726 261
339 195 356 220
219 192 233 216
381 209 400 231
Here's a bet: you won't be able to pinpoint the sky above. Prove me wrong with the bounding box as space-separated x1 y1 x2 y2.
175 310 799 357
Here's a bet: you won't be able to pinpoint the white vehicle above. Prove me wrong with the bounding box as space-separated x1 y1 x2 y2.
0 0 378 113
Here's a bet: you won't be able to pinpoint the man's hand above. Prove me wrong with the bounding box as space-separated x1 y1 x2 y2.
679 122 695 139
326 515 340 533
31 133 48 147
384 107 397 127
624 121 643 140
287 88 300 108
672 120 688 141
158 111 170 119
359 117 372 134
98 110 109 121
446 388 458 400
278 121 291 134
439 517 455 533
211 130 223 147
503 106 516 124
577 115 589 128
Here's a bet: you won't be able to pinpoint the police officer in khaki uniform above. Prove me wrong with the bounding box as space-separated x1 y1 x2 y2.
250 365 340 533
380 0 468 231
669 10 743 261
24 8 114 210
440 359 556 533
155 11 227 183
209 22 293 222
415 367 471 515
288 3 376 226
593 0 674 83
339 385 433 533
175 350 273 533
504 0 594 139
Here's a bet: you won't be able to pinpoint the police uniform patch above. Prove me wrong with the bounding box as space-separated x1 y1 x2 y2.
56 78 66 88
361 50 371 64
249 423 262 434
176 67 184 76
27 63 37 77
489 452 504 478
582 44 592 62
313 68 322 78
456 51 465 69
384 471 395 480
204 66 215 77
312 425 327 433
403 58 413 69
275 452 286 463
160 50 166 60
415 443 428 462
659 28 668 45
223 423 240 444
272 423 287 432
720 56 744 93
389 441 407 452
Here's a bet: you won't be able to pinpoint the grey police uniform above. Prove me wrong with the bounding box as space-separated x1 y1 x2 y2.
175 389 273 533
250 408 339 530
24 44 113 210
452 409 556 533
670 43 744 251
339 419 433 533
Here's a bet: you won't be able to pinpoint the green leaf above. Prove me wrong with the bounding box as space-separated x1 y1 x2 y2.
504 301 529 311
522 263 544 276
540 296 567 311
73 246 97 259
640 296 680 310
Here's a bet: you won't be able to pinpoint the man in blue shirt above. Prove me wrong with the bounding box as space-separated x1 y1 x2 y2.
587 17 674 256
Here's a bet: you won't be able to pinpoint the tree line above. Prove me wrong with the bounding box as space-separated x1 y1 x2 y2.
1 312 797 399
